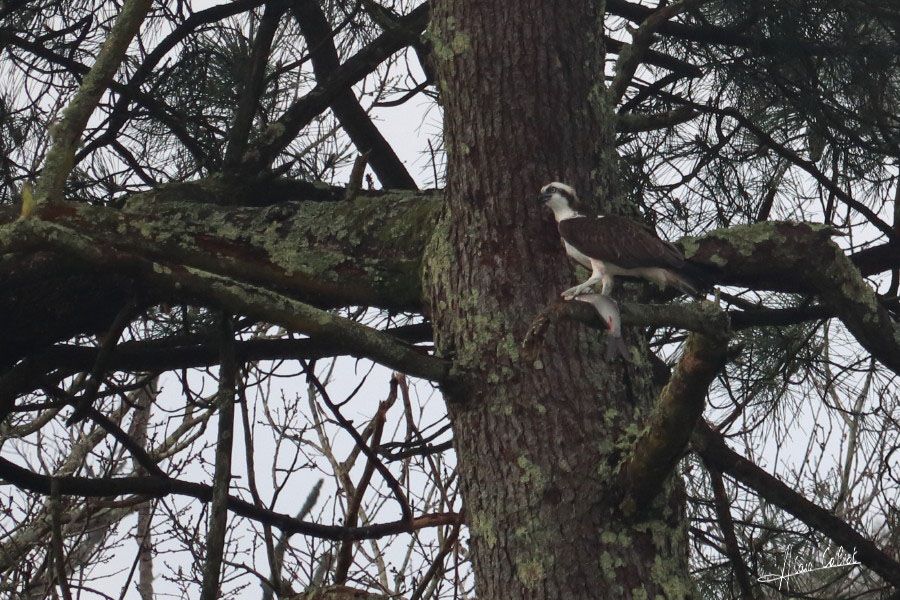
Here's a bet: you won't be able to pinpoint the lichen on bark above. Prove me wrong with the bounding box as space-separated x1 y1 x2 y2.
423 0 696 597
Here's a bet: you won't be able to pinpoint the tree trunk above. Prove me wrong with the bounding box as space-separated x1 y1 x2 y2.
424 1 695 597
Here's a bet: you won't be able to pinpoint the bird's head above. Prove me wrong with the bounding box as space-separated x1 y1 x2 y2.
539 182 580 219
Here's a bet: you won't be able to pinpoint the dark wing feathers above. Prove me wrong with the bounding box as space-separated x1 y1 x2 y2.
558 215 685 269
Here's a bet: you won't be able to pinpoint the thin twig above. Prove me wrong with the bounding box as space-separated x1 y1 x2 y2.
409 524 460 600
67 298 138 425
239 382 279 596
49 478 73 600
333 384 395 583
199 314 238 600
304 365 413 523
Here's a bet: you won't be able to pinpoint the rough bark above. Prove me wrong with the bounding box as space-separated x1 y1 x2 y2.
0 181 437 365
424 1 693 597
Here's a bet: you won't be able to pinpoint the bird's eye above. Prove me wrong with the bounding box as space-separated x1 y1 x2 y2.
547 186 557 194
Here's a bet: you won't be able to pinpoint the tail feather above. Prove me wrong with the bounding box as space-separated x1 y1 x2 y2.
673 261 717 297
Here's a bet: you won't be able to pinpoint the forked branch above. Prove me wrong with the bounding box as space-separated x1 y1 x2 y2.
617 330 729 515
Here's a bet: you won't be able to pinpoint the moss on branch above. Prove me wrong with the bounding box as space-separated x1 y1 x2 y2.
618 330 729 516
0 179 439 364
34 182 440 311
681 221 900 374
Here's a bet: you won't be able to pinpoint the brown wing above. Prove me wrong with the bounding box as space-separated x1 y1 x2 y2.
558 215 684 269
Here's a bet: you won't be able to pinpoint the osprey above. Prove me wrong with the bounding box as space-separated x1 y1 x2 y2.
539 182 708 299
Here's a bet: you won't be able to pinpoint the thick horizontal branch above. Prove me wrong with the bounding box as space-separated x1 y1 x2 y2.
618 330 729 515
522 298 730 368
3 183 895 376
47 323 432 373
43 183 437 311
524 223 899 375
681 221 900 374
532 298 731 337
693 421 900 589
0 455 461 542
0 180 439 364
2 324 432 406
8 216 450 382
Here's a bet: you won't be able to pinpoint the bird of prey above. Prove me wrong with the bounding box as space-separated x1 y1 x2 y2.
539 182 708 299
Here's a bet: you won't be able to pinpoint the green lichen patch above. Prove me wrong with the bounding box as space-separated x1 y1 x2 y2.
469 511 498 550
515 556 547 589
516 455 549 490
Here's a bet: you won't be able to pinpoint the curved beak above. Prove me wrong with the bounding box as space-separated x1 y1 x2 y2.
539 191 553 204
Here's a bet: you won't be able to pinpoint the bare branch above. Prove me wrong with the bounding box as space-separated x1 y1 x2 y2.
333 385 395 584
292 0 417 189
692 421 900 589
199 316 238 600
66 298 137 425
49 478 73 600
240 3 430 170
608 0 702 105
0 454 461 541
307 369 412 523
32 0 152 206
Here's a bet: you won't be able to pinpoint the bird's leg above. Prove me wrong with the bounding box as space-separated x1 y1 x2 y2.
561 278 599 300
561 261 605 300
